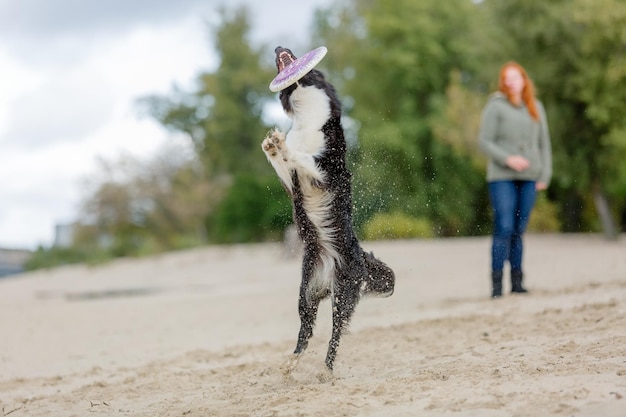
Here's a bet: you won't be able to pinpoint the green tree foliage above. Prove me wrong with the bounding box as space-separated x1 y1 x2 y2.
30 0 626 271
312 0 497 235
76 147 216 256
487 0 626 234
212 173 292 243
429 70 487 169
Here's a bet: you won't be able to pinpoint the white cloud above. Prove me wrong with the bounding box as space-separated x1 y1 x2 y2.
2 75 115 149
0 49 43 136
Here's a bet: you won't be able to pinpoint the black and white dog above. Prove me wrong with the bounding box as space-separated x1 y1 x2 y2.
262 46 395 372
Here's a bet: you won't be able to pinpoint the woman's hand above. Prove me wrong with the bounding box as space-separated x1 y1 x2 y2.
536 182 548 191
505 155 530 172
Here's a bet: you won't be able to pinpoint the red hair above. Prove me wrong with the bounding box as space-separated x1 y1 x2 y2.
498 61 539 121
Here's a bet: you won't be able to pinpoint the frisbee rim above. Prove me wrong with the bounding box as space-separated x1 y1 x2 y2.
269 46 328 92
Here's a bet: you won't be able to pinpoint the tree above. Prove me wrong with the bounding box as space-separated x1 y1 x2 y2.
312 0 498 235
75 145 215 255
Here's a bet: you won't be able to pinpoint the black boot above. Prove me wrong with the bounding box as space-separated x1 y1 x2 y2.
491 271 503 298
511 270 528 293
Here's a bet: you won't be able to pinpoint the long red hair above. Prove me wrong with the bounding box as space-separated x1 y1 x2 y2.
498 61 539 121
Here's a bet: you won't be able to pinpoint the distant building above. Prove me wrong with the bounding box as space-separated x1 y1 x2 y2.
54 223 75 248
0 248 32 278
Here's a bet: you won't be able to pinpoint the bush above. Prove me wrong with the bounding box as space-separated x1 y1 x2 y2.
528 194 561 232
24 245 113 271
362 212 434 240
211 173 291 243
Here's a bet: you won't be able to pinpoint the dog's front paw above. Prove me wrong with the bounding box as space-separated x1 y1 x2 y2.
262 129 287 160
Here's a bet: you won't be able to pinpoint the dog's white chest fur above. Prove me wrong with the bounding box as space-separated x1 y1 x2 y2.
285 84 331 155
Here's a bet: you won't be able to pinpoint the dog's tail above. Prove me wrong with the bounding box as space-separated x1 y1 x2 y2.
361 251 395 297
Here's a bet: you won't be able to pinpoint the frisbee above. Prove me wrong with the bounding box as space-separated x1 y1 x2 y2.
269 46 328 92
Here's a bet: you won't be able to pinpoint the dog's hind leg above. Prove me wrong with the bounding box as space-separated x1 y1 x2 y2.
325 277 360 370
283 254 330 374
284 292 326 374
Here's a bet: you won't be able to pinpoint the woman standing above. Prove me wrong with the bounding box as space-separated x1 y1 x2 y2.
478 62 552 298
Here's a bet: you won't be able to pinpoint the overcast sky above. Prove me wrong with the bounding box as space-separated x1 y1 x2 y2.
0 0 332 249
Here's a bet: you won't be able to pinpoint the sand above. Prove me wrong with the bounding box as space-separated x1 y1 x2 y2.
0 234 624 416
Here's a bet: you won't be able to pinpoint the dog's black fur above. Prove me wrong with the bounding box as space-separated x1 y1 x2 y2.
262 46 395 372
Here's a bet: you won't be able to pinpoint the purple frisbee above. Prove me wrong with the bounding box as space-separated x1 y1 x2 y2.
269 46 328 92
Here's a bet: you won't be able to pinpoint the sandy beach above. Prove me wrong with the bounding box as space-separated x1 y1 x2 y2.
1 234 624 416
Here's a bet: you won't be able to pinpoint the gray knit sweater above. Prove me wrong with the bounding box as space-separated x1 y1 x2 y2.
478 92 552 185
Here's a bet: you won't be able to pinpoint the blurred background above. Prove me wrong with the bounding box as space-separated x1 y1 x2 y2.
1 0 625 275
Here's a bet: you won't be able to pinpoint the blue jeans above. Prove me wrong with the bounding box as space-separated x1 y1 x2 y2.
488 180 537 272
